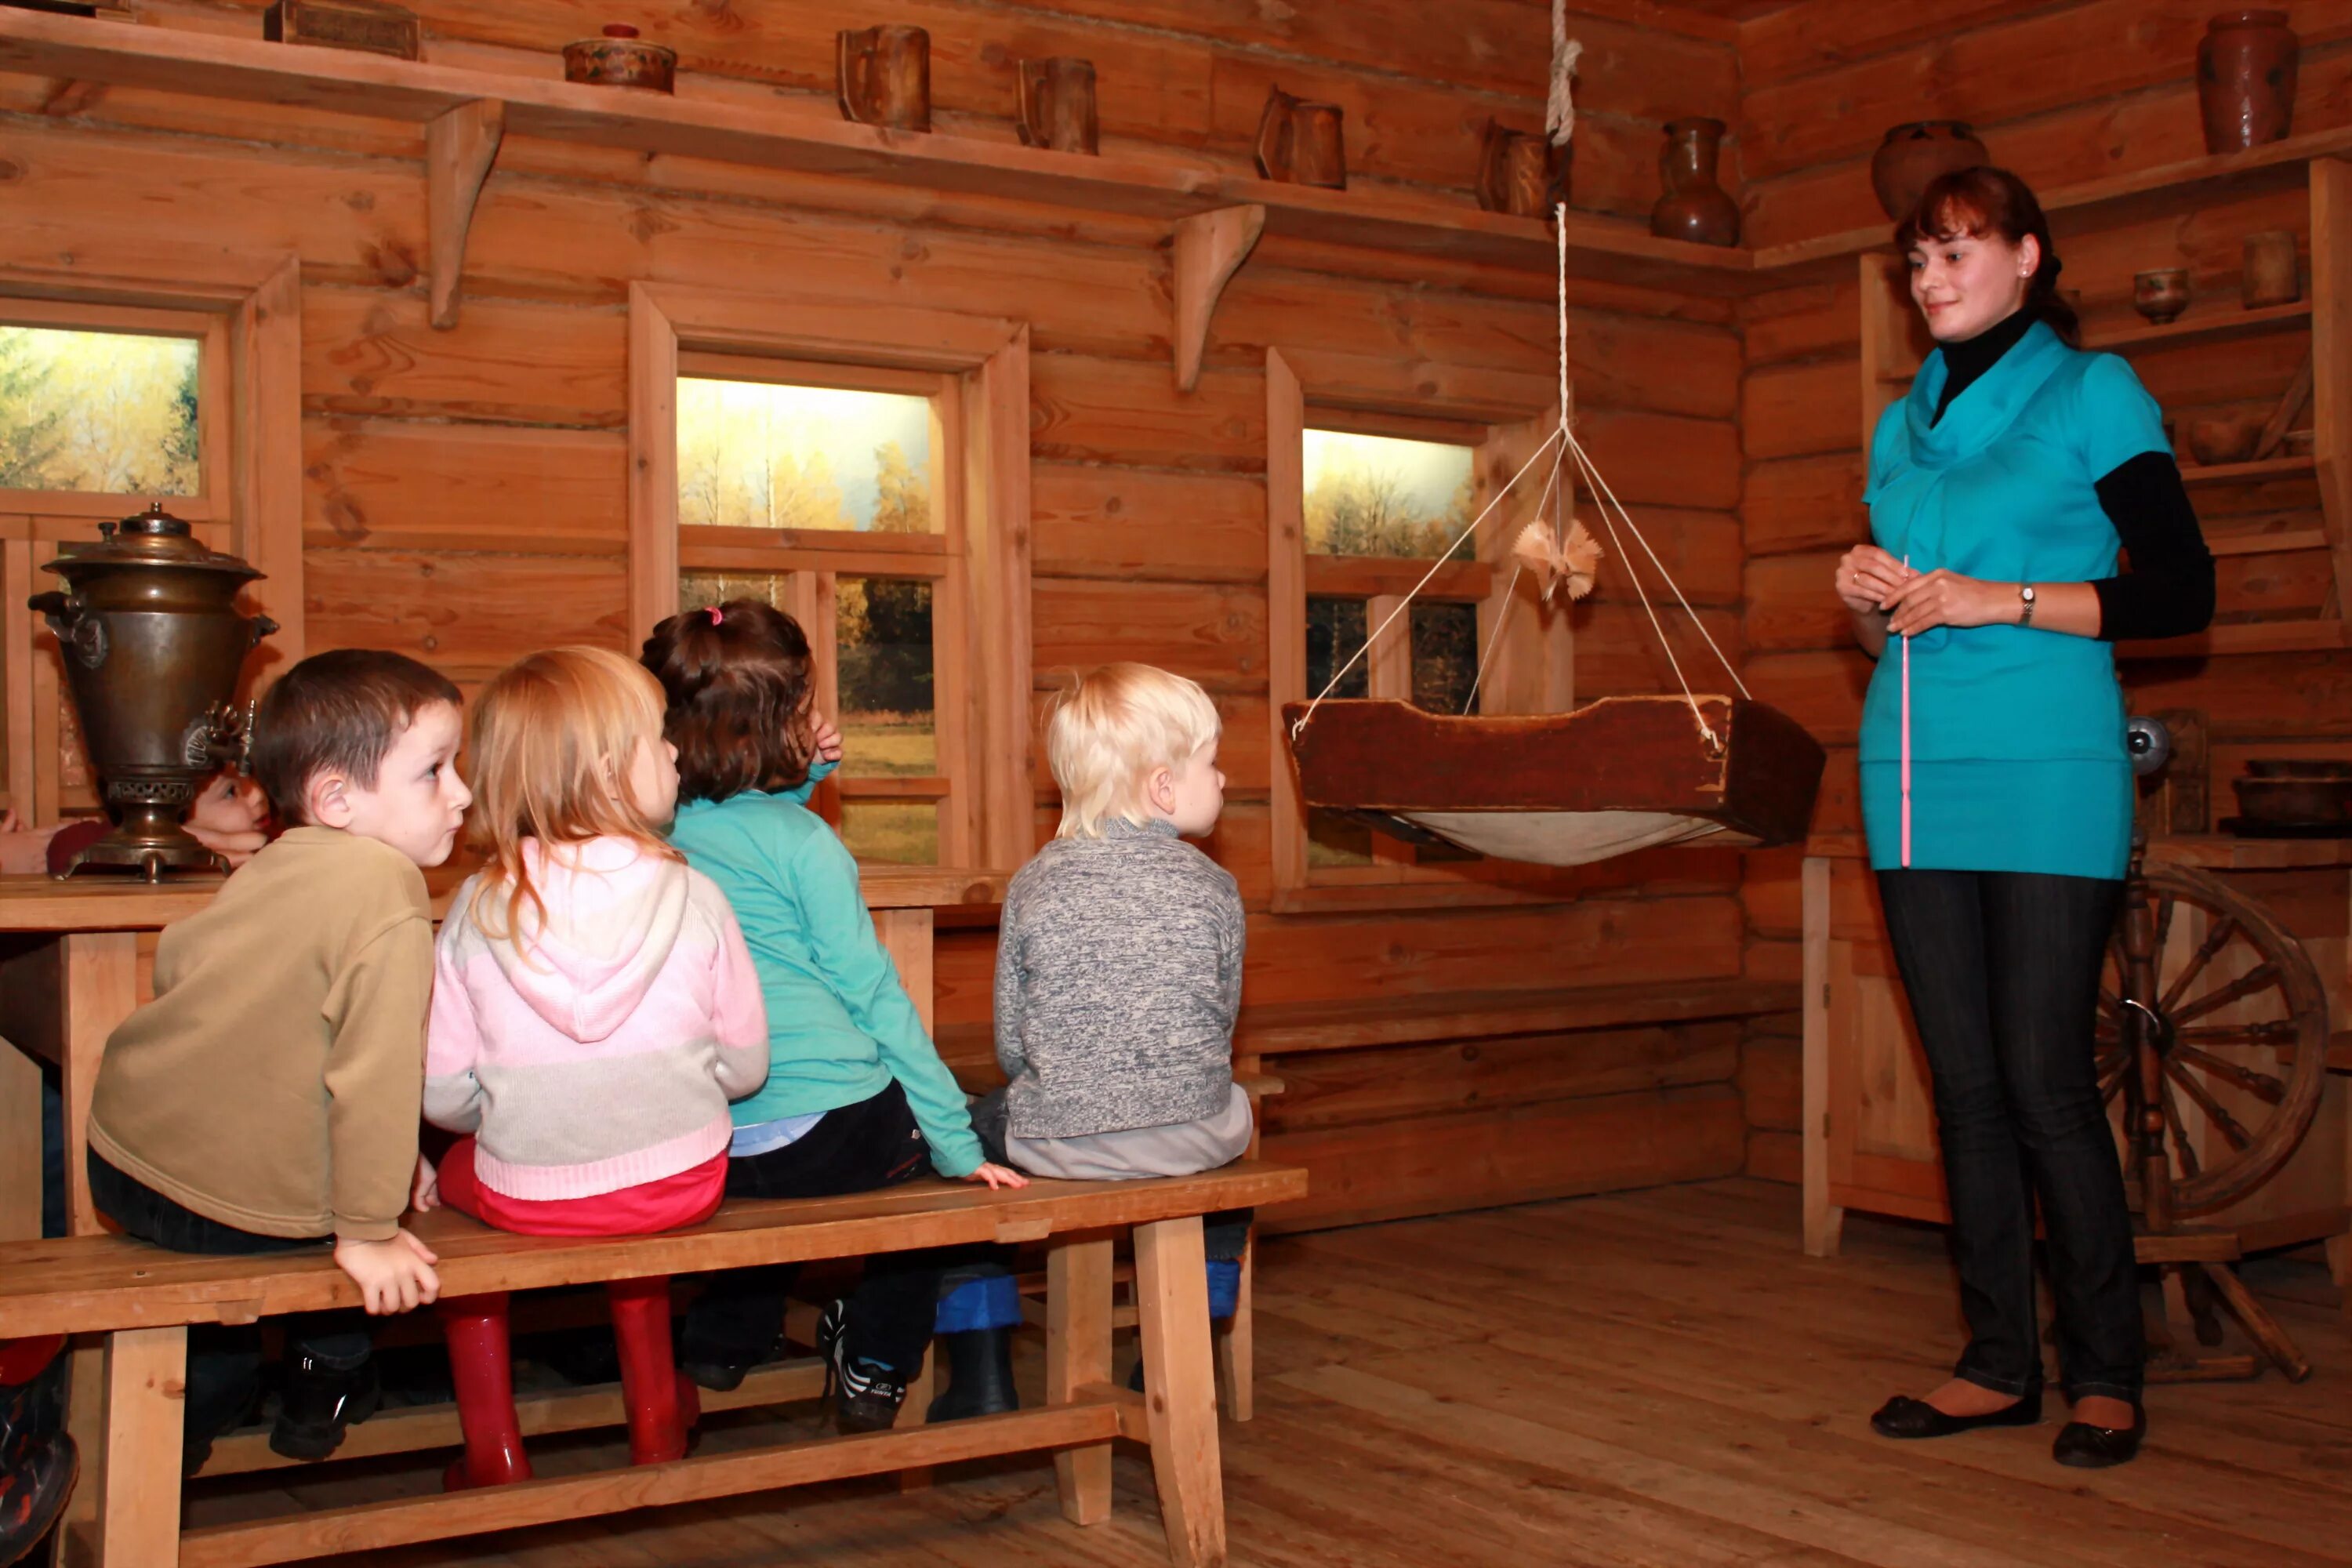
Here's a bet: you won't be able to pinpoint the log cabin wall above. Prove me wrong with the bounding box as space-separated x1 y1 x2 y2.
1 1 1764 1232
1731 0 2352 1181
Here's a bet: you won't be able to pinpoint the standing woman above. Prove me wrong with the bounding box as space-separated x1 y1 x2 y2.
1835 166 2213 1469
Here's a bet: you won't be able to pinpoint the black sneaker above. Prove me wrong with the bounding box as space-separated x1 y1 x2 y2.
269 1351 380 1462
815 1300 907 1435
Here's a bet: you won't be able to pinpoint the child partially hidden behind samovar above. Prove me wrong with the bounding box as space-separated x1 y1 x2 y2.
82 650 474 1472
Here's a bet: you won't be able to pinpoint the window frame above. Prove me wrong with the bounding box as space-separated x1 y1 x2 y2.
629 284 1034 872
1268 346 1582 913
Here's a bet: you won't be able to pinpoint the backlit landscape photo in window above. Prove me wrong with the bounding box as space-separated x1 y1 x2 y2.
1301 428 1473 559
0 325 201 495
678 378 935 532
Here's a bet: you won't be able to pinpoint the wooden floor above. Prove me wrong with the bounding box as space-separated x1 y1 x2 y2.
183 1180 2352 1567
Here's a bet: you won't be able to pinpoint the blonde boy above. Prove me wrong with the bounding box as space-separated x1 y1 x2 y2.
982 662 1250 1180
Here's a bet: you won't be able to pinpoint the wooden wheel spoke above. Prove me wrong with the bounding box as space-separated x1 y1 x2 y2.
2152 895 2176 961
2101 1071 2129 1109
2094 1048 2128 1081
2097 986 2123 1021
2158 915 2238 1014
2165 1058 2255 1150
2170 961 2281 1027
2172 1044 2287 1105
2161 1084 2202 1180
2174 1022 2298 1048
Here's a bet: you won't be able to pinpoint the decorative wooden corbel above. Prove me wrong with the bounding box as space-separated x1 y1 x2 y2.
1171 204 1265 392
426 97 505 330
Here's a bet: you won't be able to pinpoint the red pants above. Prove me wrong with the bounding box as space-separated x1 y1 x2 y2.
433 1137 725 1237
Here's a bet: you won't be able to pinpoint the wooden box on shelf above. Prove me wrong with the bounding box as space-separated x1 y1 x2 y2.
263 0 419 61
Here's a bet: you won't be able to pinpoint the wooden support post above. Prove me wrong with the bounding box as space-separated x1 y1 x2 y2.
1171 205 1264 393
1800 855 1844 1259
893 1339 937 1494
61 931 137 1239
97 1327 186 1568
1134 1214 1225 1568
1046 1235 1114 1527
2311 158 2352 621
426 99 505 331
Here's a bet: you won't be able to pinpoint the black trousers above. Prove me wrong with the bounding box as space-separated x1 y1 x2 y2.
1875 869 2142 1403
679 1081 982 1378
89 1155 372 1447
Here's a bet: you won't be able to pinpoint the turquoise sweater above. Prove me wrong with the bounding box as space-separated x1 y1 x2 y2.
668 763 983 1178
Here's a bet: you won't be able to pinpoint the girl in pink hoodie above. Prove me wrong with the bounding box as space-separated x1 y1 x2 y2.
419 645 768 1488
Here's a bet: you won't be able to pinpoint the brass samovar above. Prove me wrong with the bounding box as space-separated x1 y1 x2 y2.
30 504 277 880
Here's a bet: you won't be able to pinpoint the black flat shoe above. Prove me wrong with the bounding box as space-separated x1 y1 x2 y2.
1870 1387 2043 1439
2053 1406 2146 1468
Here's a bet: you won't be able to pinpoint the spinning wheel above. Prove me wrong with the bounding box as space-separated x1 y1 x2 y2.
2096 860 2331 1221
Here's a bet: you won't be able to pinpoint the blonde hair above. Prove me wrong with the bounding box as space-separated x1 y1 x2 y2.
466 645 681 941
1047 662 1221 840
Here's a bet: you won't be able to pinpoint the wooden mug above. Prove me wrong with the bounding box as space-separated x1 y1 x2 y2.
837 24 930 133
1476 121 1563 218
1017 56 1098 154
1254 86 1345 190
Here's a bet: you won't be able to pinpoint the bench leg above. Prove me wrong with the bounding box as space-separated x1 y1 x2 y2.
1046 1235 1113 1526
96 1326 183 1568
1135 1216 1225 1568
1212 1234 1253 1423
894 1339 936 1494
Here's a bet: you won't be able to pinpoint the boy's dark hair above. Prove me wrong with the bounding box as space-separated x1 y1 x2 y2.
641 600 817 806
249 649 463 825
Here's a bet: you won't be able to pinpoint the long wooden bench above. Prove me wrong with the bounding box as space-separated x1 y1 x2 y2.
0 1162 1305 1568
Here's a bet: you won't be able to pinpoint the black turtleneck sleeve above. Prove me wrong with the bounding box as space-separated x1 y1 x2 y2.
2089 452 2215 642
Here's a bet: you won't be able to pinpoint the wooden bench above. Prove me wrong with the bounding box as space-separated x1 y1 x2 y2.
0 1162 1306 1568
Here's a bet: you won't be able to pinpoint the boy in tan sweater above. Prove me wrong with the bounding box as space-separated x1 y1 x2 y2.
85 650 473 1468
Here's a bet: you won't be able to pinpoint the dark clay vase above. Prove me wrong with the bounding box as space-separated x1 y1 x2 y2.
1869 122 1990 221
2198 11 2298 154
1649 118 1740 248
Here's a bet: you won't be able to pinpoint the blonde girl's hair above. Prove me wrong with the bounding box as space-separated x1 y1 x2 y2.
1047 662 1221 840
466 645 682 942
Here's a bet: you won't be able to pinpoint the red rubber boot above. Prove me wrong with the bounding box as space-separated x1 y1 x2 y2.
606 1276 696 1466
439 1293 532 1490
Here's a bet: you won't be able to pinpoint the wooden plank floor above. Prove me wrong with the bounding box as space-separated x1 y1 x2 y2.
180 1179 2352 1566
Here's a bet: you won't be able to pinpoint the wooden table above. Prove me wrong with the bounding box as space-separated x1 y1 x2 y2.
0 863 1006 1243
1799 833 2352 1260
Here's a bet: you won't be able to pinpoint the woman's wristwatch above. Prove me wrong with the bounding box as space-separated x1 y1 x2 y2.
2017 583 2038 626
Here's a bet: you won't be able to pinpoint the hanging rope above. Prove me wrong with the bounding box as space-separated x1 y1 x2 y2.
1547 0 1583 150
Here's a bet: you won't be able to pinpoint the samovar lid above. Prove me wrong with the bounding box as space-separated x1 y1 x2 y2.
44 503 263 580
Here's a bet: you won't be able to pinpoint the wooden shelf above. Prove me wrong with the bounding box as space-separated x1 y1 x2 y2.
2178 456 2318 488
0 9 1758 296
2206 528 2329 557
2115 619 2348 659
2084 300 2313 353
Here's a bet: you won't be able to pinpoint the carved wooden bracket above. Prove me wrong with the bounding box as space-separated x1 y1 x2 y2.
426 98 506 330
1171 204 1264 392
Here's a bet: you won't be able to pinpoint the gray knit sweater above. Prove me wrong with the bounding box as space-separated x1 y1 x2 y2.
994 818 1245 1138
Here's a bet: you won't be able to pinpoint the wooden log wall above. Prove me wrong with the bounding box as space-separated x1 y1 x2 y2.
1730 0 2352 1176
2 1 1764 1230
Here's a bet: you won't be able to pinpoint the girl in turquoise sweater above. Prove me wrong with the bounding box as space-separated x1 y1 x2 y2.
643 600 1023 1433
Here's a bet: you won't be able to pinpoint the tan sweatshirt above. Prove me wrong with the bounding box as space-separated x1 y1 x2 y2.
87 826 434 1243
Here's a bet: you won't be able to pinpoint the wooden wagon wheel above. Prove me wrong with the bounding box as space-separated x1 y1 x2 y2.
2096 862 2330 1220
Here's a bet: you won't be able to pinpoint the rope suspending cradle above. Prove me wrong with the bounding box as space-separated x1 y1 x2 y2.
1280 34 1825 869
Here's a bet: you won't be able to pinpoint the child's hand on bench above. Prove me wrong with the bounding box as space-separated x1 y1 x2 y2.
335 1230 441 1315
411 1152 441 1214
966 1161 1029 1190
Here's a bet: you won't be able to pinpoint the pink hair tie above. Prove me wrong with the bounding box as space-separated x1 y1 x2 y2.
706 605 724 625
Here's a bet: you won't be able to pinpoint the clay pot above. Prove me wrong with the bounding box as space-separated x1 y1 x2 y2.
563 24 675 93
837 25 930 133
1868 122 1990 222
1255 87 1345 189
2241 229 2300 307
2133 267 2190 324
1016 56 1097 155
2198 10 2298 154
1649 118 1740 248
2186 414 2263 466
1476 122 1566 219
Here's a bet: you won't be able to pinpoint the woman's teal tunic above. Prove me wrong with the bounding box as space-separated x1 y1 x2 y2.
1858 319 2168 880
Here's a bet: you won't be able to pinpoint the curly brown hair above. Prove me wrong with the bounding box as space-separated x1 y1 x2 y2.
641 599 818 806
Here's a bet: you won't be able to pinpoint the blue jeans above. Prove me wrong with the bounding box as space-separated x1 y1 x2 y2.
1875 869 2141 1403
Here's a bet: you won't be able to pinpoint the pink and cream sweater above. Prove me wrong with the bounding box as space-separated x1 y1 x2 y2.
424 838 769 1202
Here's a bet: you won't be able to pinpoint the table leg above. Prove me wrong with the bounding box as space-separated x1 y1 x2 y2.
1135 1215 1224 1568
1046 1235 1113 1526
61 933 138 1239
872 909 935 1037
96 1326 184 1568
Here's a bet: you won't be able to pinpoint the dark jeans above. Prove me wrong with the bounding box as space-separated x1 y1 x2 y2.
680 1081 984 1378
971 1088 1254 1261
89 1155 372 1447
1876 869 2142 1403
